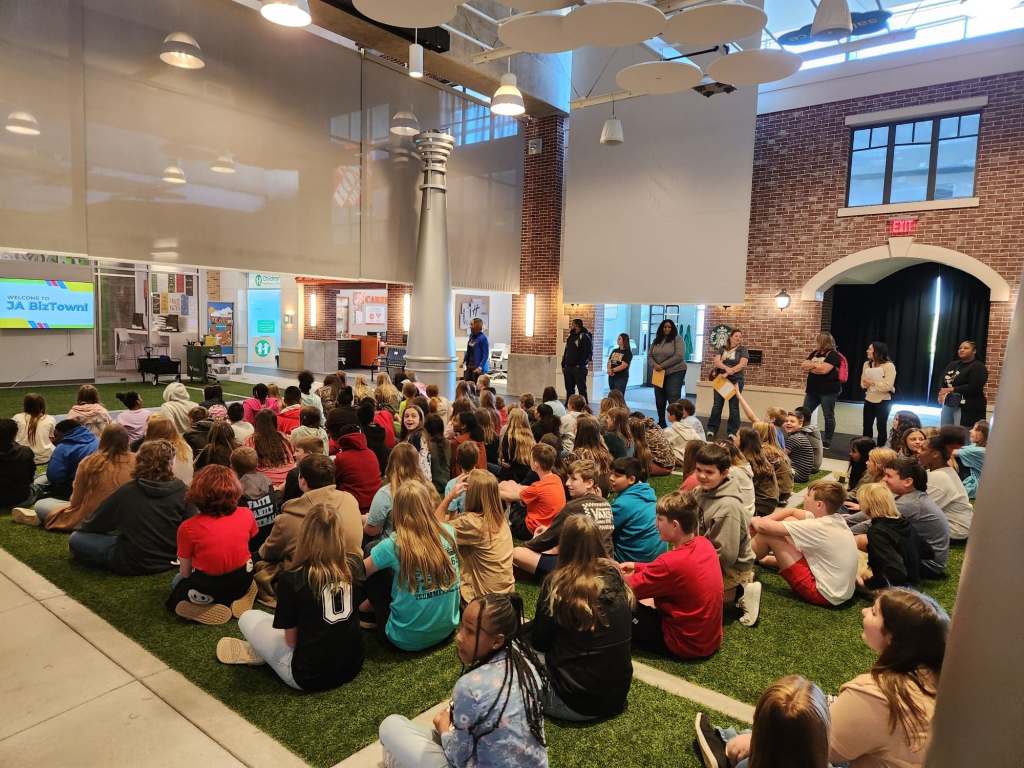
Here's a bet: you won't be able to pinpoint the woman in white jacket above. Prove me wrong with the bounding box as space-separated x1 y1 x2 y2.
861 342 897 446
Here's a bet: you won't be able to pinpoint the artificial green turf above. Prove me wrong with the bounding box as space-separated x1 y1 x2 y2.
0 380 252 416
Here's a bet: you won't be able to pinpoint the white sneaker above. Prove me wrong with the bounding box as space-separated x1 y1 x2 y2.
11 507 39 526
737 581 762 627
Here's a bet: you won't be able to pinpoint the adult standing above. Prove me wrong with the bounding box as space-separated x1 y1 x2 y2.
561 318 593 405
606 333 633 395
800 332 842 448
705 328 748 439
647 319 686 428
860 341 897 446
462 318 489 383
937 340 988 427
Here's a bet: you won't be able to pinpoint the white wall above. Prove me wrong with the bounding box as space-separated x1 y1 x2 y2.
0 260 95 383
334 288 388 337
453 289 512 356
280 275 300 350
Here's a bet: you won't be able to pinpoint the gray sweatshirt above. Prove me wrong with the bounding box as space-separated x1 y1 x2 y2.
647 336 687 377
693 474 754 575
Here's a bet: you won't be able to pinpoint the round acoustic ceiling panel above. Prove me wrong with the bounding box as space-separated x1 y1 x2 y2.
505 0 577 10
352 0 459 28
499 11 585 53
662 1 767 48
567 1 666 48
706 48 803 86
615 59 703 94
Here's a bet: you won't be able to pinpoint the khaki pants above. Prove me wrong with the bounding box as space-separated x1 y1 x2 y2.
252 560 281 609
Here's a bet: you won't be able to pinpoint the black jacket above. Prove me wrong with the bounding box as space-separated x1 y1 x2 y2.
942 357 988 408
865 516 933 590
78 478 193 575
530 564 633 718
561 329 593 368
0 443 35 507
183 420 214 455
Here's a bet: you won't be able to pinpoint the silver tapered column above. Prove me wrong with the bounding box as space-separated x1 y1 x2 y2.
404 130 457 399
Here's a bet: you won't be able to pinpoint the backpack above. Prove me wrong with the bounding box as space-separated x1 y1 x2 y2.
836 352 849 384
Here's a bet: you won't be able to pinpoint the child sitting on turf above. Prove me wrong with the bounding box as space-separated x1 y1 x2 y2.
167 464 257 624
228 401 254 444
231 447 280 554
953 419 988 499
140 415 194 486
290 406 329 455
193 422 236 470
531 514 633 721
38 418 98 501
17 423 134 531
297 370 325 426
752 421 793 506
200 385 228 422
513 459 614 579
13 393 56 465
708 588 948 768
333 420 383 513
255 453 362 608
918 437 973 541
364 481 460 651
0 418 36 513
443 440 479 515
856 482 928 590
608 456 665 564
218 502 366 691
379 592 547 768
115 391 151 444
664 400 705 467
620 491 724 659
276 386 304 435
500 443 566 541
246 408 295 486
280 436 323 505
735 427 780 517
424 414 450 495
365 443 430 539
69 440 189 575
242 382 279 424
783 409 820 484
67 384 112 437
436 469 514 604
750 480 858 607
695 675 830 768
691 443 760 626
182 406 214 455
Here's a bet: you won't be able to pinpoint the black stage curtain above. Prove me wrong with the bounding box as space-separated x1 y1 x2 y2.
831 263 991 404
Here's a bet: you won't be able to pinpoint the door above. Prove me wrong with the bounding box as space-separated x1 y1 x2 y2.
643 304 680 384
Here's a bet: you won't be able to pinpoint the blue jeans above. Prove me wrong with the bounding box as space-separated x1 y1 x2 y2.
379 714 448 768
608 372 628 394
802 392 837 442
940 403 961 426
68 532 117 569
654 369 685 427
707 379 743 438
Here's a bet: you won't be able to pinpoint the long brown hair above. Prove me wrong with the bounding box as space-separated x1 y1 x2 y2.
544 515 632 632
134 439 176 482
22 393 47 444
680 440 702 478
474 407 498 444
871 588 949 748
737 427 775 481
603 406 632 447
76 384 101 405
749 675 830 768
203 421 237 467
627 415 652 477
571 416 613 480
292 502 354 597
143 414 191 461
462 469 506 539
502 407 535 465
76 423 132 498
384 442 429 493
252 408 289 466
391 481 457 593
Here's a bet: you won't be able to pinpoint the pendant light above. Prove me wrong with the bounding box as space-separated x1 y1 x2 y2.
210 153 236 174
390 109 420 137
260 0 312 27
811 0 852 41
491 11 525 117
409 28 424 79
160 32 205 69
600 100 623 145
5 111 40 136
162 162 187 184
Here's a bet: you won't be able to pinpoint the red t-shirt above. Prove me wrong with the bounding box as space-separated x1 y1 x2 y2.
628 536 724 658
177 506 257 575
520 473 566 533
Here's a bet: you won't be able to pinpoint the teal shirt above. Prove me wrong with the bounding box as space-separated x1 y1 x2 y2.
611 482 667 564
370 524 461 651
444 476 466 513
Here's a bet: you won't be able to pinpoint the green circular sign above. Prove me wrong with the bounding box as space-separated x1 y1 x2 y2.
254 339 272 358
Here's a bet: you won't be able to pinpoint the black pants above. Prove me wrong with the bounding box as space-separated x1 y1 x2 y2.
562 365 588 404
365 566 394 631
631 603 670 656
862 400 892 446
653 370 685 428
166 564 252 612
508 501 532 541
960 403 986 429
706 379 743 438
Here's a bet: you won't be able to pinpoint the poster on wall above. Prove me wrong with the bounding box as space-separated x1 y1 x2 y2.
365 304 386 325
455 294 490 332
336 296 349 337
207 301 234 354
247 282 281 366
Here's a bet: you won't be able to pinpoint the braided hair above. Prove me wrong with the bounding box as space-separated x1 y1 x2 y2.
462 593 548 754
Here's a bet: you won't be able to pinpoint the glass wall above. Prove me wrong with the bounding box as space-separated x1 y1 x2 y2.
602 303 706 388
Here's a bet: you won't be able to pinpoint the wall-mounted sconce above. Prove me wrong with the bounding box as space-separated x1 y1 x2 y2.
309 293 317 327
774 289 791 311
525 293 536 337
284 313 294 325
402 293 411 333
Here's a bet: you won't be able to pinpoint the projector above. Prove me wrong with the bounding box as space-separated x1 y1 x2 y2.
693 81 737 98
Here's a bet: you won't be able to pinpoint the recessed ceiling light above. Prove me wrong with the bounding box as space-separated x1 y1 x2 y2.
260 0 312 28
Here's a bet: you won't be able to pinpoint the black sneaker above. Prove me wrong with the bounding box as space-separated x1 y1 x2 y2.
358 610 377 630
694 712 729 768
823 439 832 449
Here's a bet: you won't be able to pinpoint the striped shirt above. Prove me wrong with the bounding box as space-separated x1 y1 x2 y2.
786 430 817 483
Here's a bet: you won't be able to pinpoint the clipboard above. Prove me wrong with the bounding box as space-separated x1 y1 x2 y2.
712 374 737 401
651 368 665 388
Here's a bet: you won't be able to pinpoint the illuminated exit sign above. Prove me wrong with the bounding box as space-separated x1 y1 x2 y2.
889 217 918 236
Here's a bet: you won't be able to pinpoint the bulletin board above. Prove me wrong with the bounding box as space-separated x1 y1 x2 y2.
150 272 195 332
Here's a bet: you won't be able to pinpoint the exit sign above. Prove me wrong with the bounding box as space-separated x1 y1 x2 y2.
889 217 918 236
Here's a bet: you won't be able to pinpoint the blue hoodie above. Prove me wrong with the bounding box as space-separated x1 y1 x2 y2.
611 482 666 564
46 425 98 497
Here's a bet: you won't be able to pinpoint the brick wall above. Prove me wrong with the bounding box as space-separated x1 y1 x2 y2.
701 71 1024 403
386 283 407 345
300 281 395 343
511 115 567 358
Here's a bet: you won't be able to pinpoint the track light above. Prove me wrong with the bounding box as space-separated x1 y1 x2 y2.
160 32 205 69
811 0 852 41
260 0 312 27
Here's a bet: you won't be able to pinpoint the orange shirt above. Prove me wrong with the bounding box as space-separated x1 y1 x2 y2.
520 473 566 533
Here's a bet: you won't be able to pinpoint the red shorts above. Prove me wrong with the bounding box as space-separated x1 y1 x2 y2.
780 557 830 607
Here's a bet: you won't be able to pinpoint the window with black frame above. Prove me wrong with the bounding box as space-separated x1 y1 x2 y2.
847 112 980 207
